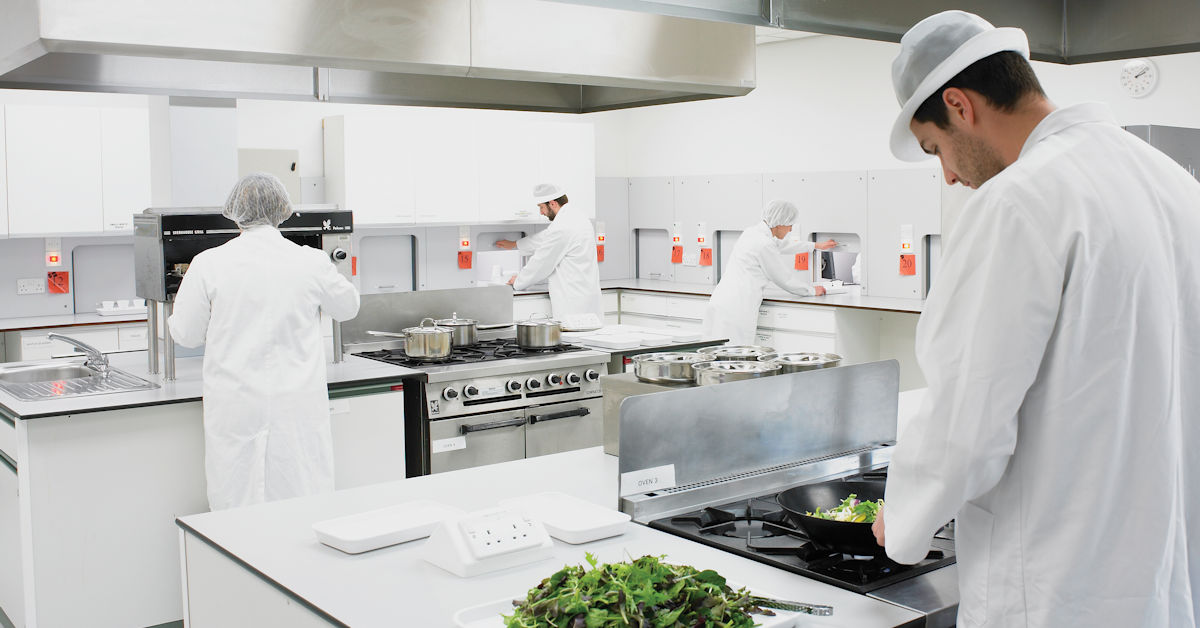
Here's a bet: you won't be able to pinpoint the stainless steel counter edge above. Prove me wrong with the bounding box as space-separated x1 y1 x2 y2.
0 351 422 420
516 279 925 314
0 312 149 332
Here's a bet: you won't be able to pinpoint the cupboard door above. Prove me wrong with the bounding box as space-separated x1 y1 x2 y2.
412 113 479 223
476 120 539 222
6 105 103 234
100 108 152 231
0 109 7 236
324 115 415 225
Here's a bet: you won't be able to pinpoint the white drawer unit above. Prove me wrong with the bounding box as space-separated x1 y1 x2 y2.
117 324 149 352
513 295 552 321
619 292 668 316
753 329 837 355
758 303 837 334
665 295 706 321
601 291 620 313
620 313 703 333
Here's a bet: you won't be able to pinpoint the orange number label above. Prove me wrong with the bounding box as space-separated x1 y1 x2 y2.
671 245 683 264
795 252 809 271
458 250 473 269
899 254 916 276
699 248 713 266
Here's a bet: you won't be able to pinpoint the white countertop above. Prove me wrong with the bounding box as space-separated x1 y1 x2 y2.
0 350 422 419
176 447 923 627
0 312 148 332
517 279 924 313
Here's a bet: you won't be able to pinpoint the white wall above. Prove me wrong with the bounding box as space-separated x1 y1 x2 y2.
587 35 1200 177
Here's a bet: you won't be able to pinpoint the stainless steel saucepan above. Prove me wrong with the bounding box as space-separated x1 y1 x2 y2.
691 360 780 386
401 318 453 360
696 345 777 362
515 313 561 349
632 352 708 384
762 352 843 374
434 312 478 347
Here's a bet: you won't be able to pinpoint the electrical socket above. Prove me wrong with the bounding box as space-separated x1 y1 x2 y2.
17 278 45 295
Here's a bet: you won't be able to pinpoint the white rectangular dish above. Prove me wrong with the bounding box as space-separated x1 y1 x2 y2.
498 491 631 545
312 500 464 554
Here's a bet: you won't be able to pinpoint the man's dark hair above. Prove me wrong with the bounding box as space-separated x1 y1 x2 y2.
913 51 1045 129
553 194 568 206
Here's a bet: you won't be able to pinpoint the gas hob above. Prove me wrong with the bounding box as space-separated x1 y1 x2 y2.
354 338 587 368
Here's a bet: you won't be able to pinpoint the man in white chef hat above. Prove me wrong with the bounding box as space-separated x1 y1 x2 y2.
872 10 1200 627
495 183 603 322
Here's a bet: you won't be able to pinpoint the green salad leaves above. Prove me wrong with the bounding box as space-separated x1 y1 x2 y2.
805 493 883 523
503 553 773 628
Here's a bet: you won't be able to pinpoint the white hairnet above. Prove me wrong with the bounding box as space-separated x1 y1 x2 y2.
889 10 1029 161
533 183 565 204
762 200 798 228
223 173 293 228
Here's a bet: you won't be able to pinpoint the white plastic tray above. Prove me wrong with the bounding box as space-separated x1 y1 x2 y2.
575 333 643 350
312 500 464 554
95 305 148 316
498 492 630 545
453 581 804 628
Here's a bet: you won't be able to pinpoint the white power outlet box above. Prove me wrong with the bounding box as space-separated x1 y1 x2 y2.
17 278 45 295
422 507 554 577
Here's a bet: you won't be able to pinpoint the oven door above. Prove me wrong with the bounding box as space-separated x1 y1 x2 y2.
524 397 604 458
429 408 526 474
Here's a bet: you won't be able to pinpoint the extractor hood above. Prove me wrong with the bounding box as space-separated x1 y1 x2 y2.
550 0 1200 64
0 0 756 113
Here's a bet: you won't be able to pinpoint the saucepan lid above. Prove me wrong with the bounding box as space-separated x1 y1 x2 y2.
434 312 477 326
516 313 561 328
403 318 450 335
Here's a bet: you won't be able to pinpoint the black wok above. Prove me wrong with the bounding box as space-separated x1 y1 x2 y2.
777 480 885 556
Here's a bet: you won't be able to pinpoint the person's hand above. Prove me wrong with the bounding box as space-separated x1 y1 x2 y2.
816 239 837 251
507 275 517 286
495 239 517 250
814 286 827 296
872 506 886 547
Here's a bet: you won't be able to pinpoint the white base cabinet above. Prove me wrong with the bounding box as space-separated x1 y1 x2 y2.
3 322 148 363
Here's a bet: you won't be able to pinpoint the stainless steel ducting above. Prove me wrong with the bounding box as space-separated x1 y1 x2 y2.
551 0 1200 64
0 0 755 113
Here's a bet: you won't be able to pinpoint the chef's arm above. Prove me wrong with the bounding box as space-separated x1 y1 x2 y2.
316 253 360 322
776 238 816 255
166 262 210 348
883 199 1062 564
515 231 544 256
512 229 567 291
758 246 815 297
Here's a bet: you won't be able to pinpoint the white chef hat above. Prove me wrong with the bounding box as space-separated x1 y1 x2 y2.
761 200 798 228
532 183 565 204
890 10 1029 162
223 173 293 228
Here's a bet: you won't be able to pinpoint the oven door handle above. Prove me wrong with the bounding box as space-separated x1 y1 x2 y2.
460 417 527 434
528 407 591 424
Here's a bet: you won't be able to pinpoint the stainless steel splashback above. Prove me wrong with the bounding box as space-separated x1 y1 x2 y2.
340 286 514 349
618 359 898 491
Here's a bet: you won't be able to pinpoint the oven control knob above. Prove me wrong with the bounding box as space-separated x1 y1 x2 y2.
525 378 543 390
546 373 563 386
506 379 523 393
584 369 601 382
442 387 459 401
565 372 582 386
462 385 480 399
330 248 349 262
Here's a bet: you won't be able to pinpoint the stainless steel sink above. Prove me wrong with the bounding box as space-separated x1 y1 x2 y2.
0 360 159 402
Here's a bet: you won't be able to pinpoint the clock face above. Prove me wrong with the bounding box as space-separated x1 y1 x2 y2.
1120 58 1158 98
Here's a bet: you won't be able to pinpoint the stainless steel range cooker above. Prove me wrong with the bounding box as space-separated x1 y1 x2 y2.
355 338 610 476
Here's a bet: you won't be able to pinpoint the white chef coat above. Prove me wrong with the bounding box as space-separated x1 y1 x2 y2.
511 205 602 321
168 226 360 511
702 223 816 345
885 103 1200 627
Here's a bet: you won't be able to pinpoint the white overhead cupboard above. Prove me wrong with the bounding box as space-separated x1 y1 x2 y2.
325 112 595 224
2 105 151 235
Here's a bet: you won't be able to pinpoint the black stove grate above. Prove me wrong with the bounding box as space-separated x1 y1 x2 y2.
354 338 586 368
650 475 955 594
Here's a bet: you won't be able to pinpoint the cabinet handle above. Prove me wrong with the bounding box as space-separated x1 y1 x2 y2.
528 407 590 424
460 417 526 434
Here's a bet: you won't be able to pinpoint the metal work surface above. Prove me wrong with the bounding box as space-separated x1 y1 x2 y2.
618 360 899 490
0 359 158 402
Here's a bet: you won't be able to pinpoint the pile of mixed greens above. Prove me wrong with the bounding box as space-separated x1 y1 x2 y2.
805 493 883 523
503 553 774 628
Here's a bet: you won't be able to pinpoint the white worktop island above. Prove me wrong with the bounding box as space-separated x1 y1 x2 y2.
176 447 922 628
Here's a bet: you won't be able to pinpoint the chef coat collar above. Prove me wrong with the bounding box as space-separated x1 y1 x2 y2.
240 224 283 238
1019 102 1117 159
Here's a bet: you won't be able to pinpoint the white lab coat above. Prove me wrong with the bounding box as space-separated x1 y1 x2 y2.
702 223 816 345
885 103 1200 627
168 226 360 511
511 205 602 320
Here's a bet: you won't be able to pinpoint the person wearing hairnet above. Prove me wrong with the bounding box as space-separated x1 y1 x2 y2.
495 183 603 321
701 200 837 346
168 173 360 511
871 11 1199 627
